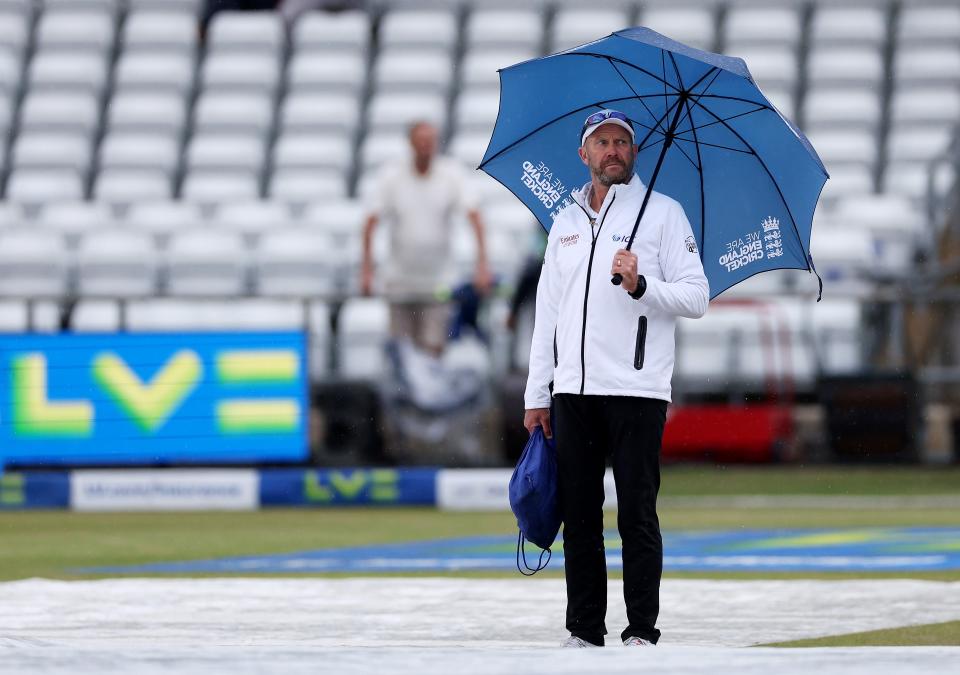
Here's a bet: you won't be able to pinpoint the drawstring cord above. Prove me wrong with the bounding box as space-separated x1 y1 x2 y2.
516 531 552 576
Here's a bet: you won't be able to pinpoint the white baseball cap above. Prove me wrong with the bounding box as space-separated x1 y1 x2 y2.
580 109 635 146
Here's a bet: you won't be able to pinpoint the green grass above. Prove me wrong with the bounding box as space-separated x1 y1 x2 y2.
659 465 960 496
2 504 959 582
764 620 960 647
2 466 959 582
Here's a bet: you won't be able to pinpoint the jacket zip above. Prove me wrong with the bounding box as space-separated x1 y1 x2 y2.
634 316 648 370
576 192 616 395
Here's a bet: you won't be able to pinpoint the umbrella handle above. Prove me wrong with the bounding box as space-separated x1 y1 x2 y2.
611 273 624 286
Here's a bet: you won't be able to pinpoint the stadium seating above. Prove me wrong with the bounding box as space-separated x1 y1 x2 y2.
0 0 954 394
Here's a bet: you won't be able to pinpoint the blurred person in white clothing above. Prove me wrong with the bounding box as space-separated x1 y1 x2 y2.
361 121 492 355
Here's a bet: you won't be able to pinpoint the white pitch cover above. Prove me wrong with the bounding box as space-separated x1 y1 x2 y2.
71 469 259 512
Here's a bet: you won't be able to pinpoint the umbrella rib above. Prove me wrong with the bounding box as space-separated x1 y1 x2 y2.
568 52 682 93
674 137 753 154
685 95 809 271
634 95 685 154
675 105 769 139
660 57 724 146
607 57 668 135
663 51 705 172
670 53 710 259
638 136 665 153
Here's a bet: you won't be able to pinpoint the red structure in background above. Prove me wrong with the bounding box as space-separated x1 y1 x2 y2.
662 299 797 463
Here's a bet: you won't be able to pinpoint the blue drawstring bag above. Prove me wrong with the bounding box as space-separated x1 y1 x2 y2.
509 426 561 575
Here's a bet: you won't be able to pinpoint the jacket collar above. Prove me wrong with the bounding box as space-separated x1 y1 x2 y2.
571 173 646 215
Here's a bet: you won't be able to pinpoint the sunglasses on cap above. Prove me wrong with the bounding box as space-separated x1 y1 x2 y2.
580 110 634 142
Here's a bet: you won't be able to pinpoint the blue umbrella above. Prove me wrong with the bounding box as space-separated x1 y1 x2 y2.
479 27 828 299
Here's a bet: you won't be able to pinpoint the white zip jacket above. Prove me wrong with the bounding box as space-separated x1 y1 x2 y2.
524 174 709 408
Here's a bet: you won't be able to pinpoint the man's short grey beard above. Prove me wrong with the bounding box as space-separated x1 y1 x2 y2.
593 161 634 187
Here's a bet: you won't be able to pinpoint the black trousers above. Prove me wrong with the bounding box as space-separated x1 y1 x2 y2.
553 393 668 646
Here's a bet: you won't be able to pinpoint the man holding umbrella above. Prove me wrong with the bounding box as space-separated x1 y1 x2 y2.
523 109 709 648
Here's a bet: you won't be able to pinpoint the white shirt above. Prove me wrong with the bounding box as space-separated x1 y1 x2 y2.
524 174 709 408
372 155 478 297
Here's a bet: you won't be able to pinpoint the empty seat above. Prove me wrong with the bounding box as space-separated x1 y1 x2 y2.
730 47 797 89
286 52 366 94
833 194 923 235
28 52 109 95
482 200 537 237
0 51 21 97
810 6 887 47
207 11 285 54
125 298 305 331
126 0 201 13
897 6 960 46
807 129 878 168
186 134 265 173
122 11 198 52
43 0 119 13
301 198 364 241
893 47 960 88
181 172 261 204
279 92 361 135
0 202 26 230
12 133 92 174
126 200 204 236
0 230 69 297
551 9 629 52
725 8 801 48
466 10 543 51
267 169 347 204
114 52 195 95
336 297 390 379
379 10 457 52
19 91 100 134
272 134 352 172
358 131 409 172
460 49 535 90
93 170 174 206
890 88 960 129
212 200 292 235
641 7 716 51
99 133 181 175
886 127 953 164
202 52 280 94
5 169 84 206
106 92 188 136
35 11 115 53
71 299 122 332
193 92 274 136
448 131 489 168
254 229 338 296
76 229 157 297
807 48 883 87
454 90 500 133
883 161 956 201
373 49 453 93
366 92 446 134
0 299 29 332
805 88 882 131
164 230 248 296
292 10 370 53
0 10 30 56
37 201 116 237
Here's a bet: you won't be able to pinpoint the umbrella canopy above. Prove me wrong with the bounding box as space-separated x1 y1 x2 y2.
479 27 829 299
